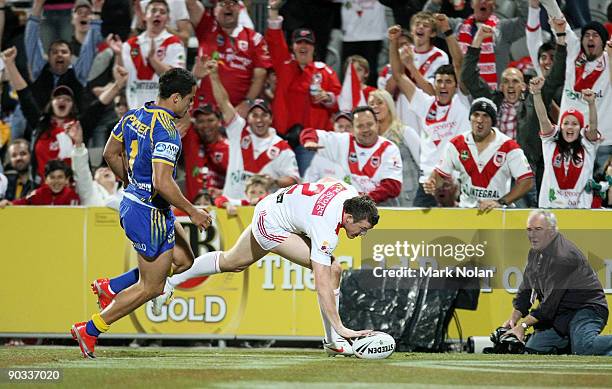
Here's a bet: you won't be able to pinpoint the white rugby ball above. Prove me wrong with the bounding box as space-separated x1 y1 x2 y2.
353 331 395 359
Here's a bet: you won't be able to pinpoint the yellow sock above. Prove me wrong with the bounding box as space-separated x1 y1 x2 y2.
91 313 110 333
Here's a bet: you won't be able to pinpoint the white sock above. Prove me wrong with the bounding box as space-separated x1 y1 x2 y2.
167 251 222 288
320 288 342 344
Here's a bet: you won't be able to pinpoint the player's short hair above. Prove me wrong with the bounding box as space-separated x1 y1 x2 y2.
343 195 379 227
158 68 197 99
434 64 457 83
537 41 555 60
245 174 271 192
410 11 437 34
145 0 169 13
44 159 72 178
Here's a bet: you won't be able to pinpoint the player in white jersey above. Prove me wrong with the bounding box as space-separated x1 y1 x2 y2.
531 77 601 208
299 106 403 204
424 97 534 209
120 0 186 109
154 180 378 356
388 23 469 207
205 59 299 199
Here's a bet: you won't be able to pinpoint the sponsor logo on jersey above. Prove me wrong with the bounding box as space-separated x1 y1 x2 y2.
153 142 180 161
312 183 346 216
493 151 506 167
320 240 333 256
553 154 562 168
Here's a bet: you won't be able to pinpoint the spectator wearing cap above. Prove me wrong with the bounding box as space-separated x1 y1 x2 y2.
303 111 353 183
424 0 529 90
206 58 299 200
2 46 125 183
339 0 387 87
462 18 569 205
266 1 341 175
182 104 230 202
2 139 36 201
0 159 80 207
540 0 612 175
25 0 104 113
424 97 534 210
185 0 272 117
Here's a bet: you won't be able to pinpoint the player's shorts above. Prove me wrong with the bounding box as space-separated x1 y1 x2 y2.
119 196 176 258
251 197 289 251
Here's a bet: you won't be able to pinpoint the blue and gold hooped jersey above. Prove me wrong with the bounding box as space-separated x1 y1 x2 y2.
112 102 180 209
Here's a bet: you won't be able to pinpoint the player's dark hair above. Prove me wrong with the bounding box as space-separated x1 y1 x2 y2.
537 41 555 60
434 64 457 83
45 159 72 178
343 195 379 227
159 68 197 99
48 39 72 55
352 105 377 119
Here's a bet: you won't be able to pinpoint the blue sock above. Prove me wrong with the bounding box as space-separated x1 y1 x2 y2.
85 320 101 337
109 268 139 294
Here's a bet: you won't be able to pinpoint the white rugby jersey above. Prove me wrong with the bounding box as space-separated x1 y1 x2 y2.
310 130 403 194
223 115 299 199
561 29 612 145
268 180 359 265
410 88 470 183
435 129 533 208
539 126 599 208
122 30 186 109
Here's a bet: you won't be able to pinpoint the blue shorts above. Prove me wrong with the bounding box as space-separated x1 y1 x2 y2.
119 197 176 258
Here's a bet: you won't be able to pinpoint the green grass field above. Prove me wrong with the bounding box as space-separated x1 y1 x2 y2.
1 346 612 388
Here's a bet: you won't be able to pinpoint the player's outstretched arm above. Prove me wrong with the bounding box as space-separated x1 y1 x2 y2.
312 261 371 339
153 162 211 231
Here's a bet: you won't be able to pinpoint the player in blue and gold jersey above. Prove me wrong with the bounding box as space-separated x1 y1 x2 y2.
70 68 212 358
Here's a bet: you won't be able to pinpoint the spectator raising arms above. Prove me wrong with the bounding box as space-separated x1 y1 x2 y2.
26 0 104 112
116 0 186 109
531 77 600 208
206 58 299 201
185 0 271 116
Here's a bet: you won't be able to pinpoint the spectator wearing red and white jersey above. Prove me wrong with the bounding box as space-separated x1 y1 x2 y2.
0 160 80 207
301 106 403 205
182 104 230 202
185 0 271 117
115 0 186 109
424 97 534 210
132 0 192 45
266 0 342 175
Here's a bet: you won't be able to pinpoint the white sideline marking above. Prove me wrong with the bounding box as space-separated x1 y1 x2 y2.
391 361 612 376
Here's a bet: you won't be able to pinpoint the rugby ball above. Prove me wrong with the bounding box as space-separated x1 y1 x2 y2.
352 332 395 359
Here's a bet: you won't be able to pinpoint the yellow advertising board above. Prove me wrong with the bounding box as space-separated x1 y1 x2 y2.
0 207 610 338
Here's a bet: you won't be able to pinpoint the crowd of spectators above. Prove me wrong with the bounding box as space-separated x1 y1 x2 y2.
0 0 611 211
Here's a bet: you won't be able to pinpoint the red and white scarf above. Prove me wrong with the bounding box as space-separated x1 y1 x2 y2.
458 15 498 90
573 52 606 92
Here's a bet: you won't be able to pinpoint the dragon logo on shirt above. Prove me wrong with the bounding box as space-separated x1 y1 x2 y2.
214 152 224 163
267 146 280 159
240 135 252 149
553 154 562 168
370 156 380 167
237 40 248 51
349 152 358 164
460 150 469 161
493 151 506 167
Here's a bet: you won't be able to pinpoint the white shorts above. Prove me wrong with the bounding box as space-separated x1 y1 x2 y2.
251 200 289 251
